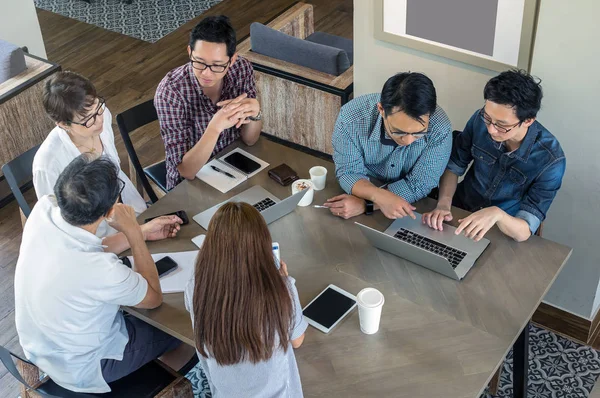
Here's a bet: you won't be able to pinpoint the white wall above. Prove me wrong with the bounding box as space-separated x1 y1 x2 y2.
353 0 496 132
354 0 600 318
530 0 600 319
0 0 46 58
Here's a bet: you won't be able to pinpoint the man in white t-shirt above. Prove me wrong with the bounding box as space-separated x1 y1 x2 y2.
15 155 190 393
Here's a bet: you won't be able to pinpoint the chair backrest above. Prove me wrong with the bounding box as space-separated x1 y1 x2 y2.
2 144 40 218
116 99 160 203
250 22 351 76
0 344 62 398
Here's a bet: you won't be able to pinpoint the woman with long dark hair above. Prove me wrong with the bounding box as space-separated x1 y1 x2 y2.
184 202 307 397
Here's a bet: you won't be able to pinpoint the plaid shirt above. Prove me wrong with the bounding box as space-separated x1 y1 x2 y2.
332 93 452 203
155 57 257 189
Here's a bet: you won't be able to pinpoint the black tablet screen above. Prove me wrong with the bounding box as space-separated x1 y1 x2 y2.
303 287 356 329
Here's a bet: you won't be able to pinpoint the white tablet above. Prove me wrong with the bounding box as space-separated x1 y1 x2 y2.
303 284 357 333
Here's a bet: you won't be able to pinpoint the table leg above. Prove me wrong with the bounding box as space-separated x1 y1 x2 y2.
513 322 529 398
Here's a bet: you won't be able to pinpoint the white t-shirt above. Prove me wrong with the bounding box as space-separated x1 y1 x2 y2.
14 196 149 393
32 107 146 237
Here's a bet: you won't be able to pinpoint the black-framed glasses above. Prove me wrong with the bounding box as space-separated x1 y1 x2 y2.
69 97 106 129
189 57 231 73
384 118 428 138
114 178 126 203
479 107 521 134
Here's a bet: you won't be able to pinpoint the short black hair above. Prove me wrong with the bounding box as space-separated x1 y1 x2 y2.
484 69 543 122
54 155 121 226
189 15 236 57
43 71 97 125
380 72 437 124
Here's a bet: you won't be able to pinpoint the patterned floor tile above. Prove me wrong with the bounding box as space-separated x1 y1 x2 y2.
34 0 223 43
179 323 600 397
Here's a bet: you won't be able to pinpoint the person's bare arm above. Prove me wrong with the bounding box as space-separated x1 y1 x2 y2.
177 125 222 180
178 94 250 180
106 204 162 309
292 334 305 348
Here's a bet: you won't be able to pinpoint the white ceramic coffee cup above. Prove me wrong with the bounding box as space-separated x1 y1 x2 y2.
357 288 385 334
309 166 328 191
291 179 314 207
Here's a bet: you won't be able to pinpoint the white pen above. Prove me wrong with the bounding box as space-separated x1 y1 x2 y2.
313 205 328 209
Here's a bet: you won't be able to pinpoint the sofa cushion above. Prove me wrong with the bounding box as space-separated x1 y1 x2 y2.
0 40 26 85
250 22 350 76
305 32 353 65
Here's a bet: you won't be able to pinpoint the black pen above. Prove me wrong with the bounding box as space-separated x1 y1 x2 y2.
210 165 235 179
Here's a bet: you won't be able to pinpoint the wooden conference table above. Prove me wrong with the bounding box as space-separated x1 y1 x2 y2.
125 137 572 398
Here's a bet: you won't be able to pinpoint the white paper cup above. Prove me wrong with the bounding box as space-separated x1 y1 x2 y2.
357 288 385 334
309 166 328 191
291 179 314 207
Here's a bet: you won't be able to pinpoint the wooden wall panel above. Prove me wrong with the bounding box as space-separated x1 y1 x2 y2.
256 71 341 155
0 76 56 177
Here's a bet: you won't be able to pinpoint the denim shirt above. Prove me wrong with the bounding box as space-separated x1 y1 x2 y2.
447 110 566 234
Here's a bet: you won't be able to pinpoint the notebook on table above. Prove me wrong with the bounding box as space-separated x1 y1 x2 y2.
196 148 269 193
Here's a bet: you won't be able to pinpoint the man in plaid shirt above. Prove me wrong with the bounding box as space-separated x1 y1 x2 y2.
155 16 263 190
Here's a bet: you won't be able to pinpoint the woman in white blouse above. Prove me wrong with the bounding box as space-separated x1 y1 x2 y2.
33 71 176 252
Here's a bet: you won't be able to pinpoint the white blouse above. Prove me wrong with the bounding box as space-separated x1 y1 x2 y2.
32 107 147 236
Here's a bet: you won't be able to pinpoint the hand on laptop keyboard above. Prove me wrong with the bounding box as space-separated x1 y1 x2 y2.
422 207 453 231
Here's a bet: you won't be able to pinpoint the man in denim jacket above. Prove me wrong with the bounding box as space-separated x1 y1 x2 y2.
423 70 565 242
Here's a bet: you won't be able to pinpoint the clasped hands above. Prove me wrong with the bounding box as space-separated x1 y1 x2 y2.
209 93 260 132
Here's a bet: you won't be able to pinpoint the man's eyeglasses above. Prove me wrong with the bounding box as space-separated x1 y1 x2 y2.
115 178 126 203
69 97 106 129
189 57 231 73
384 118 428 138
479 108 521 134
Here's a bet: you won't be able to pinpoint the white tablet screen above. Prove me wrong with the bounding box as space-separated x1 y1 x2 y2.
303 287 356 329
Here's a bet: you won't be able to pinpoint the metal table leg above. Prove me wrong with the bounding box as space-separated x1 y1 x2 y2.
513 322 529 398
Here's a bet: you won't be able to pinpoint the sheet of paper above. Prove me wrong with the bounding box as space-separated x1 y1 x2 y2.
196 159 246 193
127 250 199 294
219 147 269 179
191 234 205 248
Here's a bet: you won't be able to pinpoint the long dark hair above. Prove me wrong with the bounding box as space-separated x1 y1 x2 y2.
192 202 293 365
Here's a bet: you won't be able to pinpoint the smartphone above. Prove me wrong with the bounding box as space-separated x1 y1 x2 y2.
272 242 280 269
144 210 189 225
119 255 178 278
155 256 178 277
222 152 261 174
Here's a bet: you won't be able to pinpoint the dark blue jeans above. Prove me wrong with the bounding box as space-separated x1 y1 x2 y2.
101 315 181 383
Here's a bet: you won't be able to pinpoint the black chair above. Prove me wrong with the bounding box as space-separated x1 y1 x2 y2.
116 100 167 204
2 144 40 218
0 344 193 398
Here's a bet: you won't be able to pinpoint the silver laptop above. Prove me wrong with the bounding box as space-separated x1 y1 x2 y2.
356 213 490 280
193 185 307 230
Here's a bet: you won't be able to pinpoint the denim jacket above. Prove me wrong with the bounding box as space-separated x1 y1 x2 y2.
447 110 566 234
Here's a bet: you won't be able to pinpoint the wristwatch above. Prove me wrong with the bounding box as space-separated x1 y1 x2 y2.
364 199 374 215
248 110 262 121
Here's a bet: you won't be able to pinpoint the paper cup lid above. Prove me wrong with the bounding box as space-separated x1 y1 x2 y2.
357 288 384 308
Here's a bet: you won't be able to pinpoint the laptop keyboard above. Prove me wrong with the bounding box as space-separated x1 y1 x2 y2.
253 198 277 212
393 228 467 269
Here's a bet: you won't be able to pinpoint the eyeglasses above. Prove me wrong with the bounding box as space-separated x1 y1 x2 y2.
189 57 231 73
384 118 428 138
479 107 521 134
69 97 106 128
114 178 126 203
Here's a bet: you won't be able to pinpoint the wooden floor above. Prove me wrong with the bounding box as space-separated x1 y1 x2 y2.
0 0 352 395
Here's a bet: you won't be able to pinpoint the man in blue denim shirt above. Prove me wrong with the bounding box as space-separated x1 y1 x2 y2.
423 70 565 242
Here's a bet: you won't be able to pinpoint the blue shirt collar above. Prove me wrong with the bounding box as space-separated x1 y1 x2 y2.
489 121 541 162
